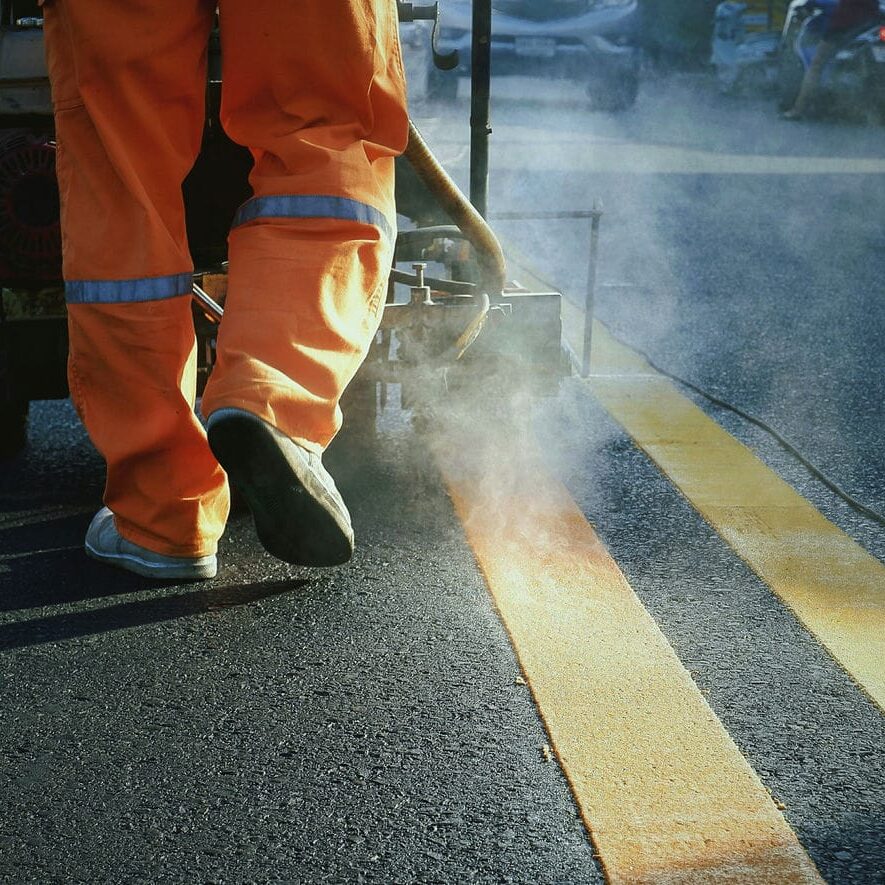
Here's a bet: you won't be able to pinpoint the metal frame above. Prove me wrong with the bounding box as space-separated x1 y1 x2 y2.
470 0 492 218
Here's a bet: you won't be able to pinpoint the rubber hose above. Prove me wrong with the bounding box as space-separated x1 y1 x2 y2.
404 121 507 296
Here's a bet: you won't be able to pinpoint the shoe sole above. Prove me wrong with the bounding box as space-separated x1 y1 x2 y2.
84 541 217 581
207 412 353 567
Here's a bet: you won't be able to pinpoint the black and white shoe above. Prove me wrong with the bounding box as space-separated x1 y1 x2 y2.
207 408 354 567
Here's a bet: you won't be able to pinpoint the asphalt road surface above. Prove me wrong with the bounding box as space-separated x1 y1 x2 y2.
2 70 884 883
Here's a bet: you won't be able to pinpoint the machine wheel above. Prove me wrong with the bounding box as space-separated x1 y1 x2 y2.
777 49 805 112
426 65 459 101
589 73 639 112
0 399 28 460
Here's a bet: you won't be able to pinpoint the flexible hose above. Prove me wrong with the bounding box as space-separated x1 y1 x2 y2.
451 291 490 360
516 245 885 527
404 121 507 296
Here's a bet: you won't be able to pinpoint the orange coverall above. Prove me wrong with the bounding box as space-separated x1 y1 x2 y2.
43 0 408 558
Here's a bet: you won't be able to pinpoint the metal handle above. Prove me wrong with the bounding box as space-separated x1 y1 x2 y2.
397 1 459 71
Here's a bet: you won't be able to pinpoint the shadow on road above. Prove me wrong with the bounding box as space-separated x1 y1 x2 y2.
0 574 307 652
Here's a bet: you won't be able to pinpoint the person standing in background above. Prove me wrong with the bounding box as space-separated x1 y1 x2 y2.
41 0 408 579
783 0 880 118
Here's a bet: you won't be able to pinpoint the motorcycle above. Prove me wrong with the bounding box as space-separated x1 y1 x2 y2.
777 0 885 118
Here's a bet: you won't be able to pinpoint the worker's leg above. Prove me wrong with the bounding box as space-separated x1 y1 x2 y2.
202 0 408 452
786 39 837 118
44 0 228 558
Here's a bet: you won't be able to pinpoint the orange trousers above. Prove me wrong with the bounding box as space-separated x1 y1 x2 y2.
44 0 408 557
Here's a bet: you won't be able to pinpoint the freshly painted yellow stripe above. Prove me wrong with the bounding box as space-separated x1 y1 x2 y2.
421 120 885 176
587 320 885 714
436 433 822 884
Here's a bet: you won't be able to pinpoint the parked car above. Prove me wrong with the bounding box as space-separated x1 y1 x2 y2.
426 0 642 110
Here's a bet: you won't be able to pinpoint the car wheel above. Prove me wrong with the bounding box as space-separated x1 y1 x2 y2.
590 74 639 112
426 65 458 101
777 48 804 112
0 399 28 460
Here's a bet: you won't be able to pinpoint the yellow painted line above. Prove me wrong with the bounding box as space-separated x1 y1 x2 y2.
436 431 822 884
586 320 885 714
418 120 885 176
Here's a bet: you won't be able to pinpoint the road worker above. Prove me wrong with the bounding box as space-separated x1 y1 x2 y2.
41 0 408 578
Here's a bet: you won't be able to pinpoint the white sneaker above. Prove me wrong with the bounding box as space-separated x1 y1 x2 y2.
85 507 217 581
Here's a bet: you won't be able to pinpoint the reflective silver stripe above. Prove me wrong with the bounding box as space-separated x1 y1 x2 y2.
231 195 394 241
65 273 193 305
